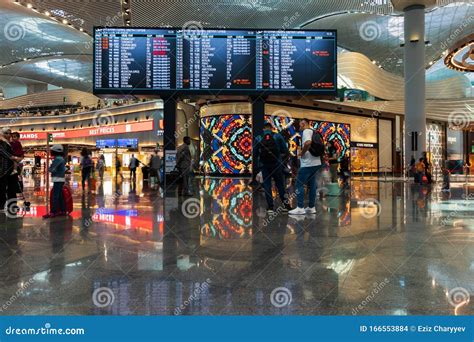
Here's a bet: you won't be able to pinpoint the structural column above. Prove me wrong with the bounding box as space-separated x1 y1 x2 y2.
403 4 426 168
163 96 177 190
251 97 265 178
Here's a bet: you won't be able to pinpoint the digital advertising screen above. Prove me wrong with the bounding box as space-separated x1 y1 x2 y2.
200 114 252 175
93 27 336 95
264 115 350 160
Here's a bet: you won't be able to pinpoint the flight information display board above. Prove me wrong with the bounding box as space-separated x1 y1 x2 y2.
94 28 176 90
93 27 336 95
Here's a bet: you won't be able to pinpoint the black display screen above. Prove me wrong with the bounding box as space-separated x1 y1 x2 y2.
93 27 336 95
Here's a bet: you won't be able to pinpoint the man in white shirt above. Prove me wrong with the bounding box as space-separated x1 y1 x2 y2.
289 119 322 215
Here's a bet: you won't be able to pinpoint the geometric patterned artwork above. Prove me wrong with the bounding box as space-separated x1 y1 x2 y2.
265 114 351 161
200 179 252 239
426 123 444 178
310 121 351 161
200 114 253 174
264 115 299 156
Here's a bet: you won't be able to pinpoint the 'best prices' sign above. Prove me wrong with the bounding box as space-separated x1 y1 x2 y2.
20 121 154 140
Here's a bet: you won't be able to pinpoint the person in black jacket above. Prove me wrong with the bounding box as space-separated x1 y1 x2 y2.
0 128 21 214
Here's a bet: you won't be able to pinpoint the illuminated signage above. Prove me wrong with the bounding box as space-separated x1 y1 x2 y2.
20 121 154 141
351 142 377 148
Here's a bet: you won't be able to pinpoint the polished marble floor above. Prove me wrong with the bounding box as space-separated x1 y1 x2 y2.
0 173 472 315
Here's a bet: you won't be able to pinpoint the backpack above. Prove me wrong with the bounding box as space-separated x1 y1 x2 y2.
309 130 324 157
82 156 93 169
260 133 279 164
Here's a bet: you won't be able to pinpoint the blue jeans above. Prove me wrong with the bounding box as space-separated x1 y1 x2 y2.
296 166 321 208
52 182 65 214
261 164 287 209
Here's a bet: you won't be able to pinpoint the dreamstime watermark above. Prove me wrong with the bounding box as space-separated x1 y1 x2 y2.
175 111 200 139
359 21 381 42
352 278 390 315
92 110 114 127
174 278 211 315
0 278 35 312
269 109 294 129
440 15 474 51
5 323 85 336
280 12 300 32
358 198 381 218
448 104 473 130
4 198 21 218
270 287 292 308
92 287 115 308
262 192 297 227
4 21 27 41
84 11 122 49
181 198 201 218
182 21 204 40
356 110 381 134
447 287 470 308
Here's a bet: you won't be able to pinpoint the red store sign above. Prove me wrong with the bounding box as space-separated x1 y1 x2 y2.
20 121 154 140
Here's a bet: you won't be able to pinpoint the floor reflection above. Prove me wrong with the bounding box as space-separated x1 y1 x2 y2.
0 175 472 315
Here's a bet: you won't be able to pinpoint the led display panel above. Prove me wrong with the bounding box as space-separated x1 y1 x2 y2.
94 28 336 95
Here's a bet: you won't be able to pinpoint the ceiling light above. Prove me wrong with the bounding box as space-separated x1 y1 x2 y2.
26 3 33 8
62 19 68 24
44 11 50 16
372 60 377 64
79 27 84 32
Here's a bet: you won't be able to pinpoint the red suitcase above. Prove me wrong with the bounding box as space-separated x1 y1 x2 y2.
50 185 73 213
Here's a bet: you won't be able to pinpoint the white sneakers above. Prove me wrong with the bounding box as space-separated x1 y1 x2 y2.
288 207 316 215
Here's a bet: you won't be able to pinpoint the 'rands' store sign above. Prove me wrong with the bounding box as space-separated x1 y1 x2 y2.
19 121 154 140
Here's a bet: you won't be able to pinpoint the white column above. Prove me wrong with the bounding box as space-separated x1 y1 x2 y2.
404 4 426 168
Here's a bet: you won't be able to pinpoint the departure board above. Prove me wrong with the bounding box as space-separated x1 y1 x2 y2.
94 28 176 90
93 27 336 95
177 30 256 90
257 30 336 91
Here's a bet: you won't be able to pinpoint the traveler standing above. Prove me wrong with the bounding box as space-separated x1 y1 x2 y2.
80 147 93 192
43 144 66 218
254 121 291 213
176 136 193 196
0 128 17 214
115 157 122 180
289 119 324 215
129 154 141 181
149 150 163 195
96 154 106 181
10 132 24 198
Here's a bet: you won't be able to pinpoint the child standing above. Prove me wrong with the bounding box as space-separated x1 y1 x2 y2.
43 144 66 218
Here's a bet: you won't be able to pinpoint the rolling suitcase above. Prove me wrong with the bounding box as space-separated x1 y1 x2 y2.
50 184 74 214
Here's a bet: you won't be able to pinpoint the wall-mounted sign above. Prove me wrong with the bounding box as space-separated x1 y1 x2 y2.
96 139 117 148
351 142 377 148
117 138 138 148
165 150 177 173
20 121 154 141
